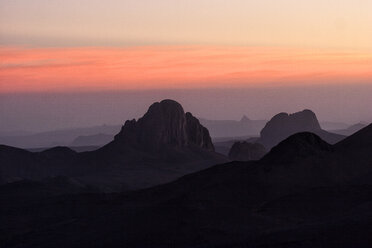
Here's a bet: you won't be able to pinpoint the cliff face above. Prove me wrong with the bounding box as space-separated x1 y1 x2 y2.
114 99 214 152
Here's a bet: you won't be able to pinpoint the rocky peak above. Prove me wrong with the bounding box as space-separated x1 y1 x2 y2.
114 99 214 152
259 109 321 149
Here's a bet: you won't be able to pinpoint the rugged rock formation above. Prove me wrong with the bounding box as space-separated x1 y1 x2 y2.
228 142 266 161
113 99 214 152
0 99 225 191
258 109 344 149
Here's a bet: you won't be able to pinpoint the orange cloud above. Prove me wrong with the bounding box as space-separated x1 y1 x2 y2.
1 46 372 92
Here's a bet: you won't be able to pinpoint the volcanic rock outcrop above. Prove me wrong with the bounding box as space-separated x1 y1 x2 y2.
113 99 214 152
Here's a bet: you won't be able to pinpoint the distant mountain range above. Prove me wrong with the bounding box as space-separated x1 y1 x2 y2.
0 114 353 149
2 122 372 247
0 100 227 191
70 133 113 147
0 125 121 148
215 110 346 158
331 122 367 136
199 116 267 138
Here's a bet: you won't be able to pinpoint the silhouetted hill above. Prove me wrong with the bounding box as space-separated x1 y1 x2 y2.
2 124 372 247
27 145 100 153
0 100 227 190
0 145 80 184
228 141 266 161
261 132 333 164
335 123 372 150
258 109 345 149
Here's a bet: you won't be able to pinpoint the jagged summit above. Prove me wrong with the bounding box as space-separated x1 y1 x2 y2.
261 109 321 136
258 109 339 149
113 99 214 152
261 132 333 164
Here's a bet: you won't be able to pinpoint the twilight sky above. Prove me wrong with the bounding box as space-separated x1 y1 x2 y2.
0 0 371 131
1 0 372 48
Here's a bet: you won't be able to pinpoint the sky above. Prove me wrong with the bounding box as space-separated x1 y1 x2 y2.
0 0 372 131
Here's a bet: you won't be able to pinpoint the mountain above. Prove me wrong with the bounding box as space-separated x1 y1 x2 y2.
113 99 214 153
331 122 367 136
199 115 266 138
2 124 372 247
70 133 114 146
228 141 266 161
257 109 345 149
0 124 121 148
319 121 349 130
212 135 258 156
27 145 100 153
0 99 227 190
335 123 372 150
260 132 333 164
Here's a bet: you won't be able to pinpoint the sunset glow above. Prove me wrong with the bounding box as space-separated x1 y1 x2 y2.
1 46 372 93
1 0 372 93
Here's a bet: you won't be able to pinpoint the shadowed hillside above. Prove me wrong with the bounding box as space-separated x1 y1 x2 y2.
1 123 372 247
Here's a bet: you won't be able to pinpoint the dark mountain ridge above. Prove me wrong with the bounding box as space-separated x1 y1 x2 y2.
257 109 345 149
2 124 372 247
260 132 334 164
336 123 372 150
0 100 227 190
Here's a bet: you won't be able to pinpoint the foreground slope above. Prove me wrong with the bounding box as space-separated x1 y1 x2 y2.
2 124 372 247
